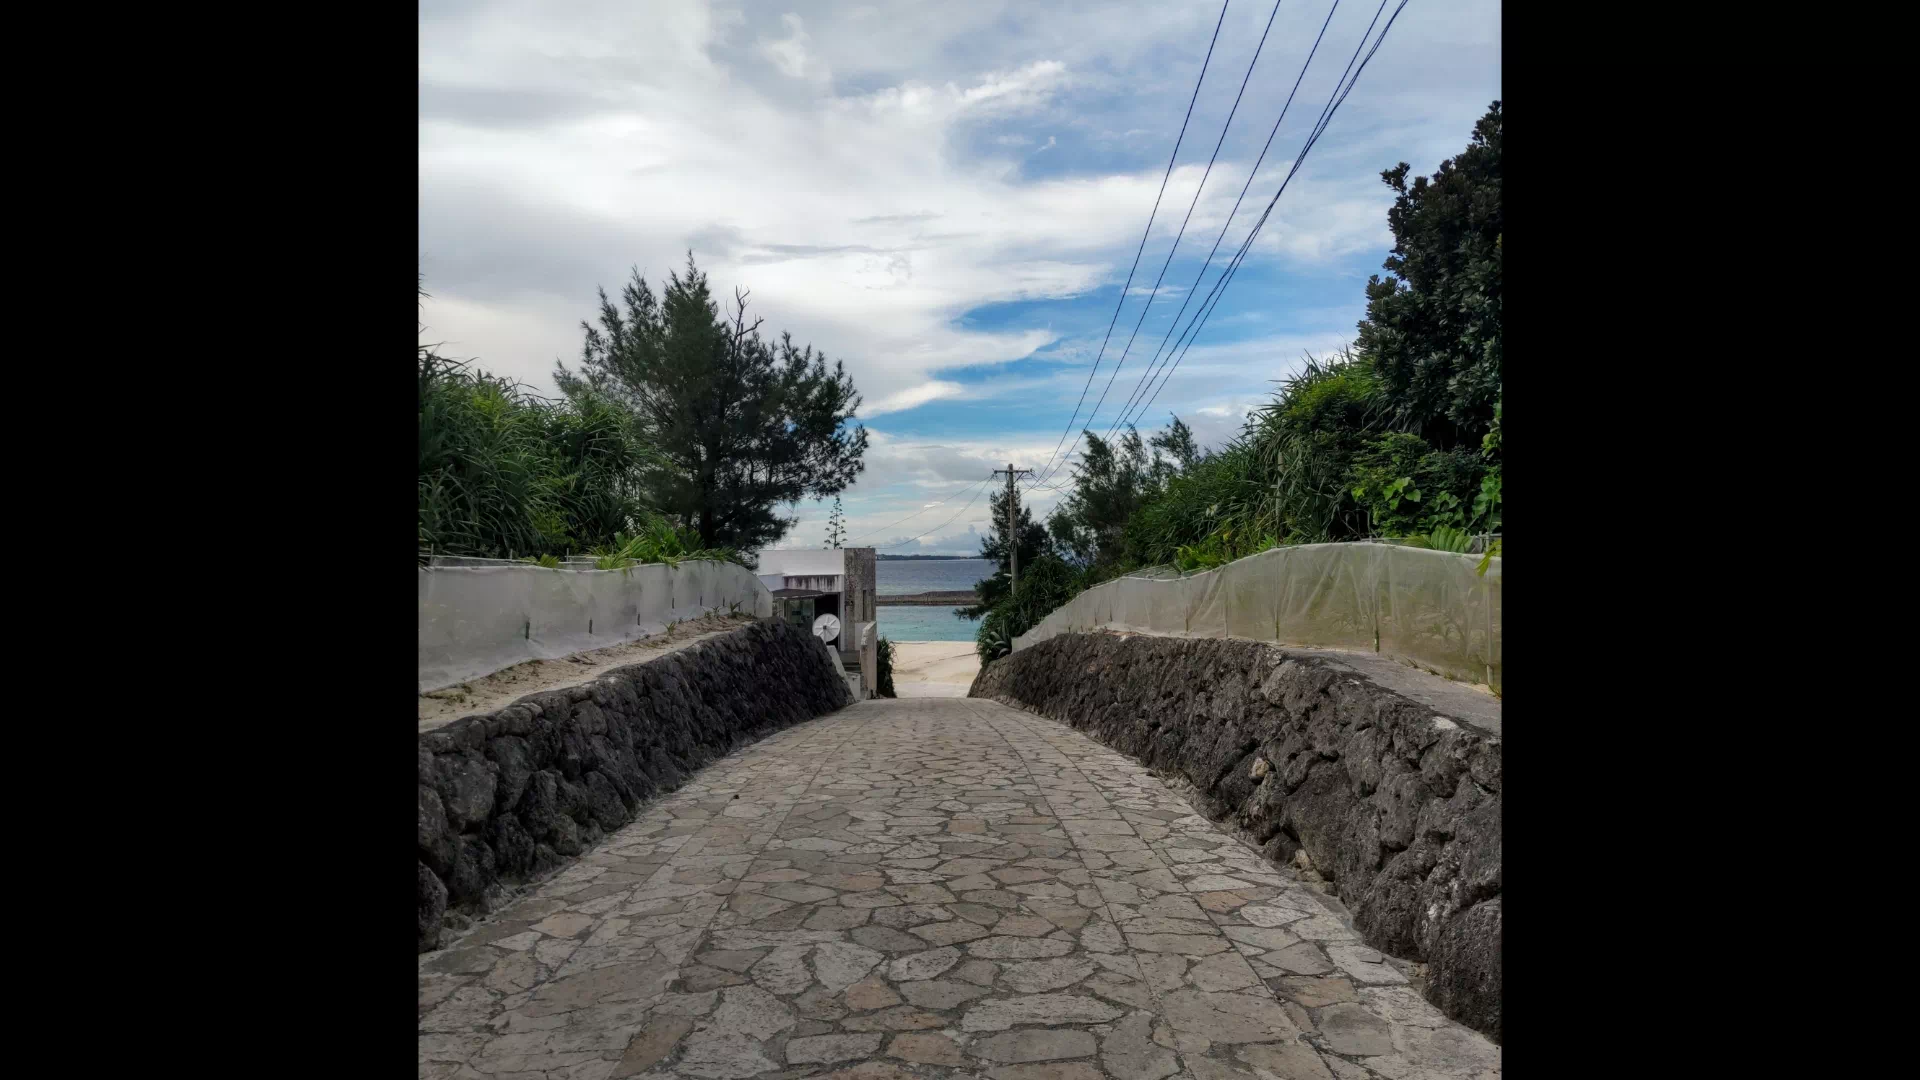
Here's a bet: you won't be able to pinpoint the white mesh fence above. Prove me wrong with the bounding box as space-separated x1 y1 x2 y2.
419 561 775 693
1013 543 1501 689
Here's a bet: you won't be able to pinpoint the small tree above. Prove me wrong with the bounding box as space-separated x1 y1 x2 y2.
974 555 1084 661
824 496 847 549
875 636 897 697
556 254 869 555
1048 427 1160 573
1149 415 1200 477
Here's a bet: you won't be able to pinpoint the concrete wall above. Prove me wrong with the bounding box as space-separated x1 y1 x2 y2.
756 549 847 578
418 618 853 952
1014 543 1501 692
843 548 878 698
971 632 1502 1041
419 561 775 693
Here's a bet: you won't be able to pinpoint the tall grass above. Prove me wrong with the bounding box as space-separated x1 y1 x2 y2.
1242 347 1384 545
418 347 649 561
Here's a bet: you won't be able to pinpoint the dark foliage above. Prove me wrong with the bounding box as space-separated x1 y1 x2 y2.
555 254 869 555
875 635 897 697
974 555 1091 661
958 486 1054 621
1357 101 1502 448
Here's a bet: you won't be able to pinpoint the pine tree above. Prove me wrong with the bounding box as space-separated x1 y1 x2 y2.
824 496 846 549
555 253 869 554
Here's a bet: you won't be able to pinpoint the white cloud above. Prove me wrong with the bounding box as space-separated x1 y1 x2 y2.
758 13 827 82
417 0 1455 407
419 0 1501 550
865 380 964 416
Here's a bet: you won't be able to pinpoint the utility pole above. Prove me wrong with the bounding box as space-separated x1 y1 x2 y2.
992 464 1034 593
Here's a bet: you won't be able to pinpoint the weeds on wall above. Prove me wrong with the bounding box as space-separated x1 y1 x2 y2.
588 517 748 570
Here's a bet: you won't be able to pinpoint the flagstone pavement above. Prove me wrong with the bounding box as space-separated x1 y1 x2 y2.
420 695 1500 1080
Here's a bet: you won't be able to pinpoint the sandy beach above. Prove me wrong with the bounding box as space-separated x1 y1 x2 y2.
888 640 981 697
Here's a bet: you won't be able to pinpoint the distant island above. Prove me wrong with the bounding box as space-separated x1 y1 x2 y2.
874 553 982 561
878 590 980 606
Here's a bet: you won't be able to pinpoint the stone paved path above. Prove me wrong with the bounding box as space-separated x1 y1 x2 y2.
420 696 1500 1080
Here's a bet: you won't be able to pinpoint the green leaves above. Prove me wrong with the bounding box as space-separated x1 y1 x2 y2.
419 335 649 562
553 256 868 551
587 518 747 570
1477 538 1502 576
973 555 1087 661
875 636 897 697
1472 470 1502 531
1356 102 1502 447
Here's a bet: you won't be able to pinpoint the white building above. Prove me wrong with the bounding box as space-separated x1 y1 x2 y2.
756 548 878 700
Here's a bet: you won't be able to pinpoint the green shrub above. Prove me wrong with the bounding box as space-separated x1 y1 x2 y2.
975 556 1087 661
875 636 897 697
1123 441 1265 568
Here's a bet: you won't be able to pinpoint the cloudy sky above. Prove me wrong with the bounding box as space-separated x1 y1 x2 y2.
419 0 1500 554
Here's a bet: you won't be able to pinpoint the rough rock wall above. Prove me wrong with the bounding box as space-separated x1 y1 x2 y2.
970 632 1501 1041
417 618 851 952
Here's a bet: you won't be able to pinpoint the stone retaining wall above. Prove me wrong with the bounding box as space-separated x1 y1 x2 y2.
418 618 851 952
969 631 1502 1041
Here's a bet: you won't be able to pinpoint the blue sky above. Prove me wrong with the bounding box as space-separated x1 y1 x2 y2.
419 0 1500 554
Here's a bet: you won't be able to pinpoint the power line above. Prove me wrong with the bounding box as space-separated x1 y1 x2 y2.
1110 0 1378 444
846 474 995 543
1020 474 1071 496
1133 0 1404 430
1034 0 1232 484
1118 0 1408 436
1102 0 1346 445
1065 0 1289 475
874 475 997 550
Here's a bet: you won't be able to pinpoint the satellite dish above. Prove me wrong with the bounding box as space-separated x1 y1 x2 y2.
812 613 841 643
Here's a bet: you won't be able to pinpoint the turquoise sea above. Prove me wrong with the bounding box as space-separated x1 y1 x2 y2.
876 603 979 642
876 558 990 641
